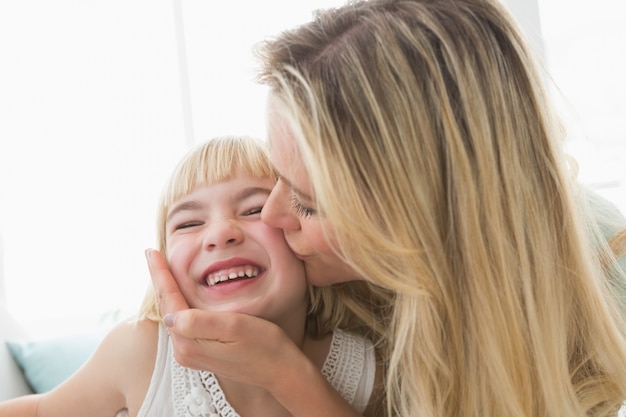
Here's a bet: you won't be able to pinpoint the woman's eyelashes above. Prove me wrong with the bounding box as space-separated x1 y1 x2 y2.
290 194 316 218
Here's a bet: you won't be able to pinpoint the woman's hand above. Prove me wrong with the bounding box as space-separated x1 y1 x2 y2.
145 249 364 416
145 249 302 387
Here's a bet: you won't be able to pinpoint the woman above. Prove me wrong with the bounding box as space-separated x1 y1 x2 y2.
150 0 626 415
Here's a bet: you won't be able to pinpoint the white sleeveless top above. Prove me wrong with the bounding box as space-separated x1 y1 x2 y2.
117 324 376 417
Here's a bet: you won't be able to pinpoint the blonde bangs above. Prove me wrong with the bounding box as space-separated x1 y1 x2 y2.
161 136 275 212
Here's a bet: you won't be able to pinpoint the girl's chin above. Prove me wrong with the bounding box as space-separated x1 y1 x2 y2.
193 300 258 316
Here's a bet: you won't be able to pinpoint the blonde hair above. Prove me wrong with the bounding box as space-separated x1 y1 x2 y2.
257 0 626 416
138 136 385 340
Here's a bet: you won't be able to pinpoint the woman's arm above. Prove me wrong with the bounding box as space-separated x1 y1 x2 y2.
147 248 365 417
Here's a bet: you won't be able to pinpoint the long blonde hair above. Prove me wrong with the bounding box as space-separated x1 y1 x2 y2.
257 0 626 415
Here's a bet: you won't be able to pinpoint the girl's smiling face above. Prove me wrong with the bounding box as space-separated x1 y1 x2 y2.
165 172 308 326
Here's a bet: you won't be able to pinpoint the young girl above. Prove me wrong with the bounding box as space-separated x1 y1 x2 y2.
0 136 384 417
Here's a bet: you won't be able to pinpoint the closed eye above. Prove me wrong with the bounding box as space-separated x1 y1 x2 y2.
290 195 315 218
242 206 263 216
174 221 203 230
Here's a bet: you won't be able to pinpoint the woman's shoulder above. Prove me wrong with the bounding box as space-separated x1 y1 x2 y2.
318 329 380 414
325 329 376 373
581 185 626 236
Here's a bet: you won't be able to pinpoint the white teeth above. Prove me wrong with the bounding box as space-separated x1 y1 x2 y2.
205 266 260 286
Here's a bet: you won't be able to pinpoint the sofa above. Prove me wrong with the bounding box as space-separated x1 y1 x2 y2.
0 234 104 402
0 230 31 399
0 303 33 400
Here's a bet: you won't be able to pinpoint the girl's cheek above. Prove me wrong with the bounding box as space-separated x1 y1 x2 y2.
258 225 292 246
165 241 191 279
260 223 288 239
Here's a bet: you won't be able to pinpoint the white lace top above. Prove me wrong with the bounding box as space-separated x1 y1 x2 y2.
118 324 376 417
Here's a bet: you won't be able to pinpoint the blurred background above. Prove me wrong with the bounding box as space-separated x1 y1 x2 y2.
0 0 624 338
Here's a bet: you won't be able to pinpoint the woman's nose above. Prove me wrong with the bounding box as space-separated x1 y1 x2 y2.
202 220 244 249
262 180 301 231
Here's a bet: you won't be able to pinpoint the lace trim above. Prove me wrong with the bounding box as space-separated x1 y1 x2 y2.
171 352 239 417
171 329 366 416
320 328 365 406
199 371 239 417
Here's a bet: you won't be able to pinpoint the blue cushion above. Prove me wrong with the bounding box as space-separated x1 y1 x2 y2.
6 332 104 393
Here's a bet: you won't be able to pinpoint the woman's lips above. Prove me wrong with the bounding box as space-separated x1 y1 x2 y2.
286 243 308 260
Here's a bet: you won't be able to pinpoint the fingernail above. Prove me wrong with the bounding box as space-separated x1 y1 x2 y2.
163 313 175 327
145 248 152 262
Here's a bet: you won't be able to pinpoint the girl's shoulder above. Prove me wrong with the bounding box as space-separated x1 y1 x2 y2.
104 317 159 402
84 317 160 414
32 317 160 417
104 317 159 360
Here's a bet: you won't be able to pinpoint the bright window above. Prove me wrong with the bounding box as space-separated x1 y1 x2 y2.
0 0 348 337
1 0 624 337
537 0 626 212
0 0 188 335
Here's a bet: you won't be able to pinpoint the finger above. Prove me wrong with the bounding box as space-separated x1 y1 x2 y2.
170 309 234 341
145 248 189 316
173 310 277 343
168 311 245 369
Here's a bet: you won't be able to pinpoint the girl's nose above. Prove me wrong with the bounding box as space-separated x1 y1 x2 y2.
203 220 244 249
262 180 301 231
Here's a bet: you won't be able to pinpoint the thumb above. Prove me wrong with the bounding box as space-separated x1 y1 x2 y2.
145 248 189 319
